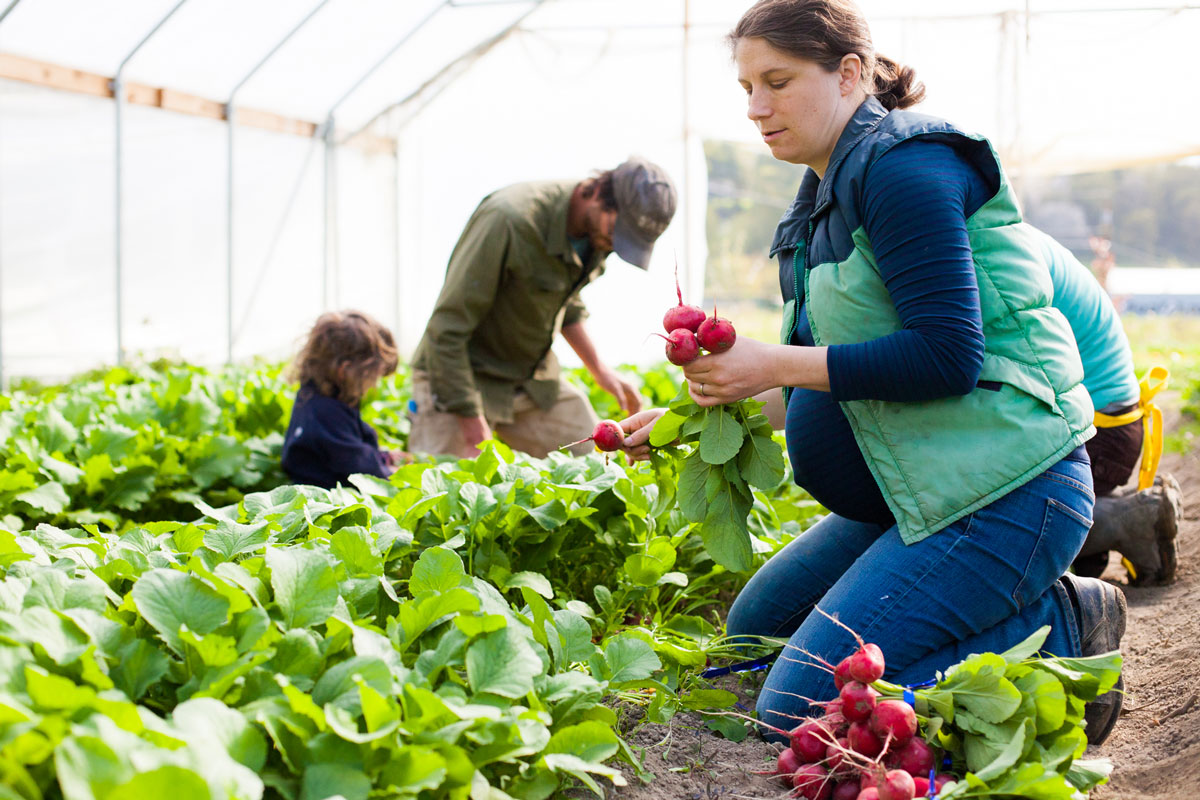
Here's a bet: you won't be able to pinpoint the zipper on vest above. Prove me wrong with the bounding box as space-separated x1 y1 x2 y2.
800 218 817 343
789 248 802 345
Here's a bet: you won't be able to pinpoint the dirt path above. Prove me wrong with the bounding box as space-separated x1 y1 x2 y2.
609 403 1199 800
1092 413 1200 800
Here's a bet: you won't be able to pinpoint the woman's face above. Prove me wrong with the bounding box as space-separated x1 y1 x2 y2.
735 37 860 176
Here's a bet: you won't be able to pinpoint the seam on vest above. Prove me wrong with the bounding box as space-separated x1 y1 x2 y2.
972 251 1063 415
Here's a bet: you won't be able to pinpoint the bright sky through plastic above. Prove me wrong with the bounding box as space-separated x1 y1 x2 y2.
0 0 1196 378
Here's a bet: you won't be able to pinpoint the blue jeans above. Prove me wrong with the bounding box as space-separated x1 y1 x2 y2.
727 448 1093 736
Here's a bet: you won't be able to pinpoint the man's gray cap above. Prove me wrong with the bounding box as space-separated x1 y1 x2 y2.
612 156 678 270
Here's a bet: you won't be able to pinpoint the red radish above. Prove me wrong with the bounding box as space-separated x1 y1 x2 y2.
870 700 917 745
791 764 832 800
858 789 880 800
840 681 879 722
825 737 855 776
848 643 886 683
824 710 848 736
833 657 855 690
566 420 624 452
655 328 700 365
791 720 834 763
888 737 935 777
777 747 802 777
878 769 916 800
825 697 846 718
832 782 860 800
860 772 878 789
696 308 736 353
847 721 883 758
911 777 929 797
663 259 707 333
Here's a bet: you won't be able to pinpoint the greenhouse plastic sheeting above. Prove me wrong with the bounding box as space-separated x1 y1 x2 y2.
2 0 1199 380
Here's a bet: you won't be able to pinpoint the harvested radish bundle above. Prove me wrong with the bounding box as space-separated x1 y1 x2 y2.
746 621 1121 800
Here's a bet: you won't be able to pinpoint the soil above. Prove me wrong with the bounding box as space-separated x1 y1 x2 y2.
600 398 1200 800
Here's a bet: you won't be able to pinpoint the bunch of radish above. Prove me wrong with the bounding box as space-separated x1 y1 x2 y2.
657 262 736 365
764 641 955 800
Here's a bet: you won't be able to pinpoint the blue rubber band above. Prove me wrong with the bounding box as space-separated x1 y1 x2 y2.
928 766 938 800
903 688 916 707
700 653 777 679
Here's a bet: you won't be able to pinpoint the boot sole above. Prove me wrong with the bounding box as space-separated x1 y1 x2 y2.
1084 583 1127 746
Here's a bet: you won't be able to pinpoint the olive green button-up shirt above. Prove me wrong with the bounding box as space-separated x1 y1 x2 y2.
412 180 607 424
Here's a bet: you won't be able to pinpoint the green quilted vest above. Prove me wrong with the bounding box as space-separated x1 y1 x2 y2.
777 100 1094 544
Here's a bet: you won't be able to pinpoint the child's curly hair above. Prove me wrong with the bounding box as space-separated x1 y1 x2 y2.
289 310 398 405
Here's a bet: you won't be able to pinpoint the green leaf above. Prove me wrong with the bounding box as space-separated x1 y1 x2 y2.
542 753 626 794
379 746 447 794
203 518 270 561
1000 625 1051 662
527 499 569 530
942 652 1024 723
37 407 78 454
1065 757 1114 791
132 568 231 653
968 760 1078 800
83 454 118 495
172 697 268 771
265 548 340 630
677 456 719 522
330 527 384 577
14 482 69 515
971 717 1030 781
301 763 371 800
544 720 619 763
736 434 786 489
699 486 753 572
600 635 661 685
649 411 687 447
698 408 744 465
108 766 212 800
111 638 170 700
704 715 749 741
191 435 249 489
1015 669 1067 736
1030 652 1122 700
551 610 596 664
410 547 470 595
466 626 543 698
501 571 553 599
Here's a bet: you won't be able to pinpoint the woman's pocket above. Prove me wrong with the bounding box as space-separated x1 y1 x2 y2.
1012 496 1092 608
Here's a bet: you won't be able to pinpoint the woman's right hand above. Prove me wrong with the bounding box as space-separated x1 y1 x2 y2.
618 408 668 462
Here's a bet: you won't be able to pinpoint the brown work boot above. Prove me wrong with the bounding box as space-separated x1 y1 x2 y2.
1073 473 1182 585
1060 573 1127 746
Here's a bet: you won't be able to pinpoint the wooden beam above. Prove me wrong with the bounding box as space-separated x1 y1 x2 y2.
0 52 392 151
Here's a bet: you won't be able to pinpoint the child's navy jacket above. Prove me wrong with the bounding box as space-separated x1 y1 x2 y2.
281 382 390 489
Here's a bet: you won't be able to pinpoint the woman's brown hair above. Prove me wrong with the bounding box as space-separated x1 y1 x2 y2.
729 0 925 111
289 310 398 406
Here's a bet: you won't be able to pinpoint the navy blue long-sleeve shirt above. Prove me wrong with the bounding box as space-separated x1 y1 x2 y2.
281 382 391 489
785 139 992 526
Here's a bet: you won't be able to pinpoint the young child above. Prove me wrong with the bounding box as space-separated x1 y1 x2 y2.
281 310 403 489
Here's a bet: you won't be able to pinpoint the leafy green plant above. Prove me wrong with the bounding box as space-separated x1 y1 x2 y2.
647 385 786 572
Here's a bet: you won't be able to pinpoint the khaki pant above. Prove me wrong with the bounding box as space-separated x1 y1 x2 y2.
408 375 599 459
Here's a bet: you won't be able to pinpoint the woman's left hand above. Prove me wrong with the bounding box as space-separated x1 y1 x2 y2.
682 337 786 407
